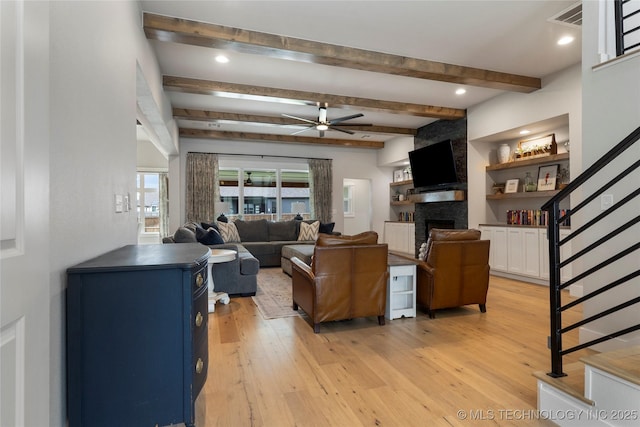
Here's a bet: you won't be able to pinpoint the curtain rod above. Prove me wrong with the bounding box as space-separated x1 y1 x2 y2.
188 151 331 161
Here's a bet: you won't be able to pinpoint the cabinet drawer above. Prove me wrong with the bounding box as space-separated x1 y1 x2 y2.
193 332 208 396
193 286 208 343
192 265 208 294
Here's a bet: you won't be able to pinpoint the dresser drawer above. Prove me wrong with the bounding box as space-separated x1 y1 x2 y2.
192 264 208 294
192 285 208 343
193 332 208 396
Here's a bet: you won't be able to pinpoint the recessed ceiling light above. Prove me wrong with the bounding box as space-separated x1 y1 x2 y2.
557 36 574 46
455 88 466 95
520 129 531 135
215 55 230 63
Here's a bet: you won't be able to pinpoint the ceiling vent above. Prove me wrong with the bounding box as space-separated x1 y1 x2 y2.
549 2 582 28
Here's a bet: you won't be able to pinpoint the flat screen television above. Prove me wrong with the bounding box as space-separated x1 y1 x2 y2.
408 140 459 190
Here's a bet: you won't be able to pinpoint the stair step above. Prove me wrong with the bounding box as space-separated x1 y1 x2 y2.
533 362 595 406
580 345 640 387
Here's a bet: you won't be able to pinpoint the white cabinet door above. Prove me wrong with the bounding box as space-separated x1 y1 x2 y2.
559 229 573 282
384 222 414 255
523 228 540 277
480 227 494 267
539 229 550 281
507 228 524 274
492 227 509 272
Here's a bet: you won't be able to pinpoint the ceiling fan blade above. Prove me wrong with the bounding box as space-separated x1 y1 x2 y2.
327 123 372 127
282 113 318 125
291 126 314 136
329 126 355 135
328 113 364 125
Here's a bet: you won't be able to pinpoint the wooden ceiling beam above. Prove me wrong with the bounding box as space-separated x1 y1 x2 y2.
179 128 385 148
144 13 541 93
173 108 418 135
165 76 465 120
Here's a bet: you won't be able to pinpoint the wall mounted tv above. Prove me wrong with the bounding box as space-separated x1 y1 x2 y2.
408 140 459 190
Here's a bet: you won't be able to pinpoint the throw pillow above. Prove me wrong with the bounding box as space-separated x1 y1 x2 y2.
201 221 219 232
218 221 241 243
319 222 335 234
298 220 319 241
173 227 197 243
196 227 224 245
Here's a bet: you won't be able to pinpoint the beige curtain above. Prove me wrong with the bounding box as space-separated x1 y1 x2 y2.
158 172 170 237
308 159 332 223
185 152 220 223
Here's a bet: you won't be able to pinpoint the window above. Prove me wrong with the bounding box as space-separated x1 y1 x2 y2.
218 159 310 221
343 184 354 217
137 173 159 233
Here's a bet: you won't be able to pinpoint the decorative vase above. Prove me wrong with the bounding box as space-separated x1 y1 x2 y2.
498 143 511 164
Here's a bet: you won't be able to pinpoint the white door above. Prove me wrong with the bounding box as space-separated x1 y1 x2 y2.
343 178 372 235
1 2 50 426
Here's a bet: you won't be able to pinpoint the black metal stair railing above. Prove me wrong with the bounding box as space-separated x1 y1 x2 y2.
542 125 640 377
615 0 640 56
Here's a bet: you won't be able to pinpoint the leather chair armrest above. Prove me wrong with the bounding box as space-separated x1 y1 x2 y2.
291 256 314 280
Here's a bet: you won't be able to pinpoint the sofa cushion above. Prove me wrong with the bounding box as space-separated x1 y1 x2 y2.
218 221 241 242
316 231 378 247
298 220 319 241
173 227 198 243
268 220 298 241
196 227 224 245
234 219 269 242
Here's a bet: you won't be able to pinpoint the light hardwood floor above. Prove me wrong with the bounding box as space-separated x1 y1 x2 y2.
200 275 592 426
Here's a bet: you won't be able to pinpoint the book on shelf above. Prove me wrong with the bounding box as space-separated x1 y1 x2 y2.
506 209 571 226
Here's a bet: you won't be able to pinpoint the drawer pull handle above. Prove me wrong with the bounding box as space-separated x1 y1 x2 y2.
195 358 204 374
195 273 204 288
195 312 203 327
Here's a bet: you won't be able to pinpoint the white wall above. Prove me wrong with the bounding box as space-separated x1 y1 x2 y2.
466 64 582 229
343 178 372 234
174 139 390 237
49 1 143 424
137 140 169 170
579 1 640 351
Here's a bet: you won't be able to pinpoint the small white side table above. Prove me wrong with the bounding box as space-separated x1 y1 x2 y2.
386 254 418 320
207 249 235 312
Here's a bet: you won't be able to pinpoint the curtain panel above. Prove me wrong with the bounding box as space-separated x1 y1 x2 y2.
158 172 170 238
185 152 220 223
308 159 332 223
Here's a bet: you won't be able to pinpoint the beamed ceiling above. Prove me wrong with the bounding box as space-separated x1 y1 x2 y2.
139 1 582 150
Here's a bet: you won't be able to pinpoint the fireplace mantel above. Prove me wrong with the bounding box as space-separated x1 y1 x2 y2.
409 190 465 204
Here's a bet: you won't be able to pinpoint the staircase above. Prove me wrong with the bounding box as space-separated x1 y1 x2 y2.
535 345 640 426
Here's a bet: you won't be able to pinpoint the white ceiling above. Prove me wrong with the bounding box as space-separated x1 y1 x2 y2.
139 0 582 145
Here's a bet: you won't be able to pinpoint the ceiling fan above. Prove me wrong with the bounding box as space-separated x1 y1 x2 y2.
283 106 371 137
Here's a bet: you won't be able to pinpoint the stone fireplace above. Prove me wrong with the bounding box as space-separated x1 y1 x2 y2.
413 118 468 255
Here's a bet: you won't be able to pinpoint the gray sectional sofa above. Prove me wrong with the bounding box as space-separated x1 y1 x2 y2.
163 219 335 296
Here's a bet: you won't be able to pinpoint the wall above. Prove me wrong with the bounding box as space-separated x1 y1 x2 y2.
49 1 142 424
137 140 169 170
466 64 582 229
579 1 640 351
343 178 372 234
174 139 390 237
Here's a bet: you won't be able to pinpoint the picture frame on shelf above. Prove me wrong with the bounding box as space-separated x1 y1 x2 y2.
537 164 559 191
505 179 519 193
393 169 404 182
515 133 557 160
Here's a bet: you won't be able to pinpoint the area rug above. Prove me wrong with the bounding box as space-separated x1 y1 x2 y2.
252 267 299 319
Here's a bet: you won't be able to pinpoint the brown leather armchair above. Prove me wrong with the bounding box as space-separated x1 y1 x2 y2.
291 231 389 333
417 229 490 318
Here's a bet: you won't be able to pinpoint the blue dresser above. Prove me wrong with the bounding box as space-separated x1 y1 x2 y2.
66 243 210 427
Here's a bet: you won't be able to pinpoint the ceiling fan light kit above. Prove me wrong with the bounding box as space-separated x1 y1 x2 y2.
282 105 371 137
